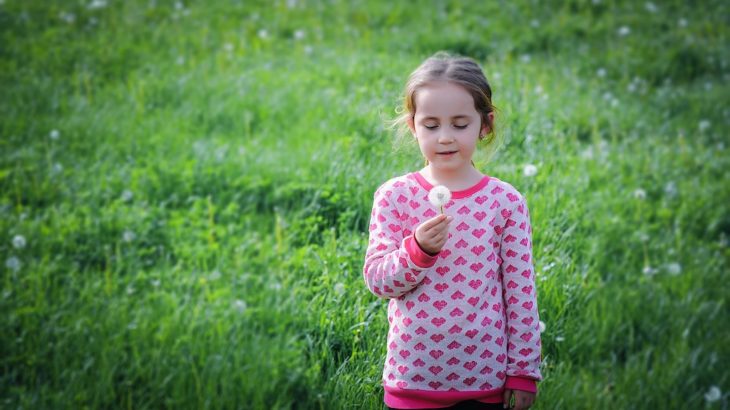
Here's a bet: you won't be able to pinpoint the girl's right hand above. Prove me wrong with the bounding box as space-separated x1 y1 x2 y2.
414 214 454 255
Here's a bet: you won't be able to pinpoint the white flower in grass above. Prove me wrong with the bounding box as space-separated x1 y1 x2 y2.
678 18 688 28
234 299 247 313
5 256 21 272
122 230 136 242
666 262 682 276
49 129 60 140
121 189 133 202
633 188 646 200
704 386 721 403
428 185 452 214
223 43 234 52
596 68 606 78
334 282 345 296
294 29 305 40
555 336 565 342
617 26 630 36
538 321 546 333
87 0 107 10
645 2 657 13
257 29 269 39
523 164 538 177
642 265 657 276
699 120 711 132
12 235 26 249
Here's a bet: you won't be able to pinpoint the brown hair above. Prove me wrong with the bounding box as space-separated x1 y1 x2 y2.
389 51 501 164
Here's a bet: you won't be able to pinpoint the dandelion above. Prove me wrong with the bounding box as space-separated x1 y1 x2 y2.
303 45 313 55
617 26 630 36
233 299 247 313
151 279 161 287
538 321 546 333
52 163 63 175
12 235 26 249
666 262 682 276
555 336 565 342
122 230 136 242
334 282 345 296
520 54 531 63
121 189 133 202
428 186 452 214
126 285 135 295
633 188 646 200
59 12 75 24
534 85 543 95
664 181 677 198
523 164 538 177
5 256 21 272
176 56 185 65
293 29 305 40
704 386 721 403
580 147 594 160
678 18 687 28
596 68 606 78
87 0 107 9
698 120 711 132
530 19 539 28
223 43 234 52
175 1 184 10
257 29 269 39
644 2 657 12
49 129 60 140
642 265 657 276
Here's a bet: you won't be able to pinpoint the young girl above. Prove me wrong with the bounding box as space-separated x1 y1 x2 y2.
362 52 542 410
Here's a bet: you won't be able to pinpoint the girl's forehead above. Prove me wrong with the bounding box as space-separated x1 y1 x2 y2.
414 81 477 118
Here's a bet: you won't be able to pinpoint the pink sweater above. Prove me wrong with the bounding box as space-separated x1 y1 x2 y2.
363 172 542 409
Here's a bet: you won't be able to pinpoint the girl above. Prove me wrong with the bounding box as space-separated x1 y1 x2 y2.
362 52 542 410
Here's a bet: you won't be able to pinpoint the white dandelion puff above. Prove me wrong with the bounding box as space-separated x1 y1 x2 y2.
645 2 657 12
642 265 657 276
617 26 630 36
234 299 247 313
293 29 305 40
520 54 531 63
5 256 21 272
122 230 136 242
538 321 546 333
12 235 26 249
666 262 682 276
633 188 646 200
555 336 565 342
257 29 269 39
664 181 677 198
596 68 606 78
223 42 234 52
49 129 60 140
121 189 133 202
523 164 538 177
704 386 721 403
334 282 345 295
428 185 452 214
699 120 711 132
87 0 107 10
678 18 688 28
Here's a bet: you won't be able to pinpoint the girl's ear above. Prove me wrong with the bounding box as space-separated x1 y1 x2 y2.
481 112 495 136
407 116 417 137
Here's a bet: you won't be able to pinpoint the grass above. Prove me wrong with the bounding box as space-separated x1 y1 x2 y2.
1 0 729 408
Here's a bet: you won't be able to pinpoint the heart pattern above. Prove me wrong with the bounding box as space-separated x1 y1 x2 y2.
364 173 542 393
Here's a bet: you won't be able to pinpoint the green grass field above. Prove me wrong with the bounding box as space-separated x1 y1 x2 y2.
1 1 729 408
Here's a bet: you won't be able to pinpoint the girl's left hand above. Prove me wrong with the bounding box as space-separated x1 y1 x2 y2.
503 389 535 409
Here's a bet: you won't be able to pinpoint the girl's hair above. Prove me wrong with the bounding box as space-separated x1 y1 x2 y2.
389 51 501 165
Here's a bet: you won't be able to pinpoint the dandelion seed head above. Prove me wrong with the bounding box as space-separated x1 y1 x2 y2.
645 2 657 12
538 321 546 333
234 299 247 313
666 262 682 275
49 129 60 140
704 386 721 403
523 164 538 177
334 282 345 295
556 336 565 342
88 0 107 9
596 68 606 78
428 186 452 208
617 26 631 36
12 235 26 249
258 29 269 39
5 256 21 272
642 265 657 276
699 120 711 132
121 189 133 202
678 18 688 27
520 54 531 63
122 230 136 242
633 188 646 200
223 42 234 52
294 29 305 40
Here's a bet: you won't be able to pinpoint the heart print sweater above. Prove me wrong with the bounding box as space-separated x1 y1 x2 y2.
363 172 542 408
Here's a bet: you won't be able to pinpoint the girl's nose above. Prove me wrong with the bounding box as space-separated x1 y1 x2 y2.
437 130 455 143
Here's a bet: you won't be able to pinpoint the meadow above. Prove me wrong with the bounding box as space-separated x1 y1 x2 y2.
1 0 728 408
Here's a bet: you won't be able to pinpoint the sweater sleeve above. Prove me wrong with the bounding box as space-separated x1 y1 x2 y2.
500 195 543 386
363 184 438 299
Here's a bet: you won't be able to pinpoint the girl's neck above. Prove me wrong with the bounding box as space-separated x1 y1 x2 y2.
419 165 485 191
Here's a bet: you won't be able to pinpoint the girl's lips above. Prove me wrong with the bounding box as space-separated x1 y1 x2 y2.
437 151 457 155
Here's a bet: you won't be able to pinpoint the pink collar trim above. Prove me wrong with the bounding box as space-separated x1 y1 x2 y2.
411 172 490 199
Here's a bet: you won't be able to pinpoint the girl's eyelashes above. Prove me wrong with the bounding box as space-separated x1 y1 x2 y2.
424 124 469 130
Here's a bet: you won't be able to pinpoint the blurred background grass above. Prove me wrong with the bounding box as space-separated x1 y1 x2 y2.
1 0 728 408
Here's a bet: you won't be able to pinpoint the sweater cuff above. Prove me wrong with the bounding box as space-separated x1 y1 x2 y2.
505 376 537 393
404 235 439 268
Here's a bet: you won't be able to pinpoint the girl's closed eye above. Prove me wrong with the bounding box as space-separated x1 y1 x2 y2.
424 124 470 130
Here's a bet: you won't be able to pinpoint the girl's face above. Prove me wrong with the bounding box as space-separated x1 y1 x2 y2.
407 81 491 174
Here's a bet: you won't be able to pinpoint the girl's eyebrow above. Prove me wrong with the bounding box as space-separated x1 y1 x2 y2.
421 115 470 121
